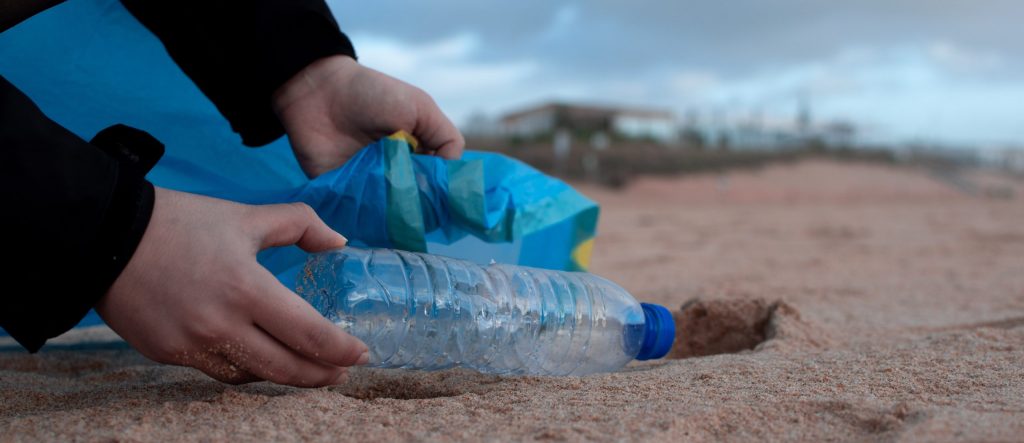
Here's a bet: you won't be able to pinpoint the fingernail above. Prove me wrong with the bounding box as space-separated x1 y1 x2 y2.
356 351 370 366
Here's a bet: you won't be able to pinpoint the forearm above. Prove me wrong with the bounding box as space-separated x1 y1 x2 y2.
0 0 65 32
0 76 162 351
121 0 356 147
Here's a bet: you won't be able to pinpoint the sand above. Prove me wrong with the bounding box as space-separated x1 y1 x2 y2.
3 160 1024 442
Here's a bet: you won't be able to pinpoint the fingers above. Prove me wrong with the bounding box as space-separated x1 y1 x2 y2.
252 202 346 252
221 327 349 388
249 269 369 368
412 92 465 160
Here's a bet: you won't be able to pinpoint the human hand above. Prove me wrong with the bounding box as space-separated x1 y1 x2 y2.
273 55 465 178
96 187 368 387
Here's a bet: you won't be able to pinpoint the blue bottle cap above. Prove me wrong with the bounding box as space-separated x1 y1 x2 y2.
636 303 675 360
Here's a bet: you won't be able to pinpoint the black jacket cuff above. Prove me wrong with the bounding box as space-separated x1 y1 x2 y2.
8 126 161 352
89 125 163 309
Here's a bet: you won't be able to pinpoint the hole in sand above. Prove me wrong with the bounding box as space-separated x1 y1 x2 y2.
668 298 828 359
340 383 459 401
335 369 497 400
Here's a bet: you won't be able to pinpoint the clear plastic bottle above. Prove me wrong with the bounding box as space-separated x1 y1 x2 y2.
296 248 675 376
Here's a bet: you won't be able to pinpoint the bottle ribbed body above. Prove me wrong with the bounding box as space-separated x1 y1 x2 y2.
297 248 648 376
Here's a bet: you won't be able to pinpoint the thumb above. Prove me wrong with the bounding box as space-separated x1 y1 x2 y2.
412 91 465 159
252 202 347 252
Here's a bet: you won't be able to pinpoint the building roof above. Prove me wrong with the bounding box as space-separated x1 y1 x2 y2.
501 102 674 123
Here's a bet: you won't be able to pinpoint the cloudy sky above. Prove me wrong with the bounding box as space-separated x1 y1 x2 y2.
330 0 1023 147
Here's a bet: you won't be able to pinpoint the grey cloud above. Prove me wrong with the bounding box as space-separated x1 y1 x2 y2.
328 1 1024 144
330 0 1024 77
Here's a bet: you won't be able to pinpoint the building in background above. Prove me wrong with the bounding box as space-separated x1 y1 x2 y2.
500 102 677 144
980 147 1024 174
493 101 863 151
462 110 503 138
711 99 857 150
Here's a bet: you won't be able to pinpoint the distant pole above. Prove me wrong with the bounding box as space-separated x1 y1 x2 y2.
589 131 609 151
554 128 571 176
797 93 811 137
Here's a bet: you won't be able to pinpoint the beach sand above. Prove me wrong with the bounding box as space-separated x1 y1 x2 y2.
3 160 1023 442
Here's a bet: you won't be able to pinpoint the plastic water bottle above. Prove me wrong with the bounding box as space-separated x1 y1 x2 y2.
296 248 675 376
